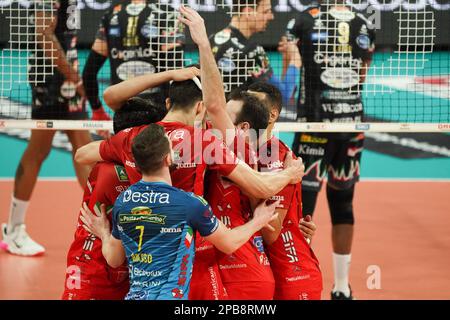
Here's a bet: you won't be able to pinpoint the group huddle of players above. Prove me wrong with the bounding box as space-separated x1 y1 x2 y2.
0 0 375 301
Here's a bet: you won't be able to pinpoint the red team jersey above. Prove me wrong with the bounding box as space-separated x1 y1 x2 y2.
62 162 130 300
99 121 239 300
204 133 275 300
259 136 323 300
99 121 238 193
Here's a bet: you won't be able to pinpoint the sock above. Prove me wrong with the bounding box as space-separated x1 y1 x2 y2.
7 196 29 233
332 252 351 297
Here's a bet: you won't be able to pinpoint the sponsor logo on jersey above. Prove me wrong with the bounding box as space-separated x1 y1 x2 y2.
214 29 231 45
160 227 182 234
119 213 166 225
298 145 325 156
126 2 145 16
172 254 190 298
127 291 146 300
110 14 119 26
60 81 76 98
125 160 136 168
329 7 356 21
360 24 369 35
131 252 153 264
281 231 299 263
132 267 162 277
300 134 328 144
253 236 265 253
314 53 362 68
311 32 328 42
123 190 170 204
320 68 360 89
114 165 129 182
267 159 284 170
356 35 370 50
230 37 245 49
218 57 236 73
287 18 296 30
109 27 120 37
141 23 159 39
116 61 156 81
111 47 154 61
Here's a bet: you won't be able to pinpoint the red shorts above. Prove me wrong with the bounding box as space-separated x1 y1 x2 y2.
274 286 322 300
189 262 228 300
225 282 275 300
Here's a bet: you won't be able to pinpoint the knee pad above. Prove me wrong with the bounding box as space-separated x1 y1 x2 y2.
302 189 319 216
326 184 355 225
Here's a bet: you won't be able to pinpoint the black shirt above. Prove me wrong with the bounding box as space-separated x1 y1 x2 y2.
286 5 375 122
210 25 273 94
96 0 185 86
28 0 79 85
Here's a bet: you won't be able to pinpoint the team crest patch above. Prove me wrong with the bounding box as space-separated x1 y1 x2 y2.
114 165 129 182
131 206 152 215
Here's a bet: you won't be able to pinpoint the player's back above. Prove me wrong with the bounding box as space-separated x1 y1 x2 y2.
259 137 322 290
112 180 218 300
99 121 238 195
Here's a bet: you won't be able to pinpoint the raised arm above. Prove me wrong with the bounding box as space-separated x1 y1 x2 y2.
103 68 200 111
179 6 235 144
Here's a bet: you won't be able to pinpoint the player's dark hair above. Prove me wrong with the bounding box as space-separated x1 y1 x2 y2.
232 90 269 131
113 96 167 134
132 124 170 175
168 78 202 112
248 81 283 114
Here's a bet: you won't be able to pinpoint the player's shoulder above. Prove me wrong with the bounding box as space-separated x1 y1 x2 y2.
98 162 130 183
184 193 210 209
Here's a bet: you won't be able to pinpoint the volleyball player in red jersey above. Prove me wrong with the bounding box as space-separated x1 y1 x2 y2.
75 76 304 301
63 99 166 300
248 81 323 300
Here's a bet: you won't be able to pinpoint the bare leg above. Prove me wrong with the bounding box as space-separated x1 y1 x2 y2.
13 130 56 200
65 130 93 188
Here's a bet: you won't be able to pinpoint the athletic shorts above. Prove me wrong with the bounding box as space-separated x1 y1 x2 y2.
31 74 87 120
224 282 275 300
293 132 364 191
274 286 322 300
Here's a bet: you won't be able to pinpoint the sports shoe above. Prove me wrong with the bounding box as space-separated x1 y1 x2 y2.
1 223 45 256
331 286 354 300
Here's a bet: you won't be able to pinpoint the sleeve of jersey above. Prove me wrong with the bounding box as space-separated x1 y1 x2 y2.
286 16 302 42
187 196 219 237
99 131 128 164
205 135 239 177
267 65 299 106
95 12 110 41
111 200 122 240
273 184 296 210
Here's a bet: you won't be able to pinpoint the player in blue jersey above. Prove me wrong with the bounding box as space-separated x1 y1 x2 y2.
81 123 279 300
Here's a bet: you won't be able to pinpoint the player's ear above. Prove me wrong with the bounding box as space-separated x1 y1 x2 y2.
270 108 279 123
165 98 171 110
195 101 205 115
